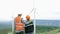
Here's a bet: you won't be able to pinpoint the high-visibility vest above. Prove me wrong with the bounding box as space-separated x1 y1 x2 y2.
14 17 24 31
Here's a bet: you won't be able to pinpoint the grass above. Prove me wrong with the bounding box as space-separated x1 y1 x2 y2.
0 25 60 34
0 26 12 34
36 26 60 34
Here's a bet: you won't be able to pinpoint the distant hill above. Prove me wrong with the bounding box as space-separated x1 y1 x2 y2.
36 20 60 27
0 20 60 28
0 21 12 29
0 20 60 29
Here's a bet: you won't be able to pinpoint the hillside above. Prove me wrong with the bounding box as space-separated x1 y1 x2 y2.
36 26 60 34
0 21 12 34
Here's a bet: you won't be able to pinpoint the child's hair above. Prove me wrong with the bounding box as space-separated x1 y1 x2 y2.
26 15 30 19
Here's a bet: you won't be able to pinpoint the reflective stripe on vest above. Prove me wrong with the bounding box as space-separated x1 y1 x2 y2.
16 23 24 31
14 17 24 31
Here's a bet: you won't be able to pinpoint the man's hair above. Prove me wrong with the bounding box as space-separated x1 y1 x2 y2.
18 14 22 16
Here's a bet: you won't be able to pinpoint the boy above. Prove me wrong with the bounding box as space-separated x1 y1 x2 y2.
25 15 34 34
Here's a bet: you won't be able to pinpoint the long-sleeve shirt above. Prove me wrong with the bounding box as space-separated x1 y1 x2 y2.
24 20 34 33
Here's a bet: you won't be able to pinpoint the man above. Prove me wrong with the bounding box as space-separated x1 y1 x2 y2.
25 15 34 34
14 14 24 34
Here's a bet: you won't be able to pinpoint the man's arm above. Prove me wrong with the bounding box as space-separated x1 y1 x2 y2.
21 18 26 24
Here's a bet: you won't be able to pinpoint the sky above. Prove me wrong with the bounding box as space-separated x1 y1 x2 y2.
35 0 60 20
0 0 60 21
0 0 34 21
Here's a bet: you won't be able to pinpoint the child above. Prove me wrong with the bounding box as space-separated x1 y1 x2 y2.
25 15 34 34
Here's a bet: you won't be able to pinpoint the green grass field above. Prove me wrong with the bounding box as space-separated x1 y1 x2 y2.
1 25 60 34
36 26 60 34
0 26 12 34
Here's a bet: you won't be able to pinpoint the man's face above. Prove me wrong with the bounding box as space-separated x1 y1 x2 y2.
19 15 22 17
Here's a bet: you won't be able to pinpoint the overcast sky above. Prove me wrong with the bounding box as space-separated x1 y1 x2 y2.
0 0 34 21
0 0 60 21
35 0 60 20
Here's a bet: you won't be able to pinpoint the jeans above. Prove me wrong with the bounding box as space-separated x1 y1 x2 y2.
26 32 33 34
16 31 24 34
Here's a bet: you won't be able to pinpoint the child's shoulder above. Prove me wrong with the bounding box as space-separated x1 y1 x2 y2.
29 20 32 21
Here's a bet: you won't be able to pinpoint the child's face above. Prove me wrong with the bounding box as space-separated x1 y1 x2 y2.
27 18 30 20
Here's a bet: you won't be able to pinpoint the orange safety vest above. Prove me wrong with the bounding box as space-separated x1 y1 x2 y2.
14 17 24 31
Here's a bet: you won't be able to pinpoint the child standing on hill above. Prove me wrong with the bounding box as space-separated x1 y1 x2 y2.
25 15 34 34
